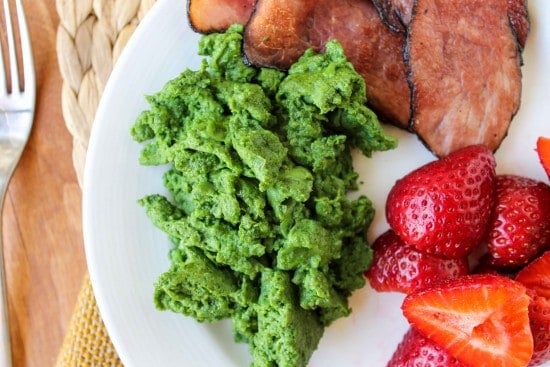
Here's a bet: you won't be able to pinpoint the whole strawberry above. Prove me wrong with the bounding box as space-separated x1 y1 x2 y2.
386 145 496 258
387 328 468 367
484 175 550 267
366 230 469 293
526 295 550 367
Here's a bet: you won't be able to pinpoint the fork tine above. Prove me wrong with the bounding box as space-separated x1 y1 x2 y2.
3 0 19 94
15 0 33 96
0 5 7 95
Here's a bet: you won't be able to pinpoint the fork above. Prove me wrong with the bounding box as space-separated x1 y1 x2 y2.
0 0 35 365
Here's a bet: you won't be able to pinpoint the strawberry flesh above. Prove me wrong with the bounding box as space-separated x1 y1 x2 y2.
536 137 550 180
515 250 550 299
387 327 468 367
515 251 550 365
386 145 496 259
366 230 469 294
402 274 533 367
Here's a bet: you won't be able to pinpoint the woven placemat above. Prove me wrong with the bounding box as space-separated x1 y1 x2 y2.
55 0 156 365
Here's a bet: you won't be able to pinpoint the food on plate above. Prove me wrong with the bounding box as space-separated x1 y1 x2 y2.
242 0 411 129
402 274 534 367
483 175 550 268
516 251 550 366
131 25 396 366
187 0 255 33
368 142 550 366
365 229 469 293
537 137 550 179
387 327 468 367
385 145 497 259
406 0 523 157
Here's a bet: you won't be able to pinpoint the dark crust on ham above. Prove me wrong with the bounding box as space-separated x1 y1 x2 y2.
188 0 255 33
406 0 522 157
243 0 411 128
371 0 413 33
508 0 530 50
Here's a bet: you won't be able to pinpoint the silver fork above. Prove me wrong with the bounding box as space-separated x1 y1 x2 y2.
0 0 35 365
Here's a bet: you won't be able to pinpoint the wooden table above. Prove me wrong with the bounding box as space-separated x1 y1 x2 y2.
1 1 87 365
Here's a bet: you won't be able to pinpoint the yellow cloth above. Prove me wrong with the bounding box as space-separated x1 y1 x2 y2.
56 275 123 366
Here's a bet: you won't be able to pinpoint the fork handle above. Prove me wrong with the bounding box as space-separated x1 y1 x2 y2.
0 189 13 367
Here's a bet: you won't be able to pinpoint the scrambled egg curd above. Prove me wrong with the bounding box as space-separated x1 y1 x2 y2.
130 24 396 367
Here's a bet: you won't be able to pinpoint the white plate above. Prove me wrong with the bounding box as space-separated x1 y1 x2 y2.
83 0 550 365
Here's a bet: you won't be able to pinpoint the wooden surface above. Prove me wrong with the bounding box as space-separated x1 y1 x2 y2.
1 1 87 366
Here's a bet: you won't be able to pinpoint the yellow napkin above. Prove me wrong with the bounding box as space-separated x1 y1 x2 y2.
55 0 157 365
56 275 123 366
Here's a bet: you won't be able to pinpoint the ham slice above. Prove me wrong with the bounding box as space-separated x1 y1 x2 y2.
406 0 522 157
188 0 255 33
243 0 411 128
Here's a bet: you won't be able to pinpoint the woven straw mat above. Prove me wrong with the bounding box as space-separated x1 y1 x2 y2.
56 0 157 365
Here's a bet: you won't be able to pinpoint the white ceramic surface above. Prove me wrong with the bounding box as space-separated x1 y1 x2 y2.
83 0 550 365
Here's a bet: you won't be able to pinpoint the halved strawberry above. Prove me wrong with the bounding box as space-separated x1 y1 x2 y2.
387 327 468 367
402 274 533 367
536 137 550 179
365 230 469 293
515 250 550 299
484 175 550 268
386 145 496 259
515 251 550 366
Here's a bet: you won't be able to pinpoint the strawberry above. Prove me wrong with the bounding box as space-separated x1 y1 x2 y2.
386 145 496 259
526 295 550 366
387 327 468 367
536 137 550 179
484 175 550 268
515 250 550 299
365 230 469 294
402 274 533 367
515 251 550 366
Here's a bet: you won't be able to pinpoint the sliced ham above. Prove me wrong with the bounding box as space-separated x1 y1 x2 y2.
243 0 411 128
188 0 255 33
406 0 522 157
371 0 413 32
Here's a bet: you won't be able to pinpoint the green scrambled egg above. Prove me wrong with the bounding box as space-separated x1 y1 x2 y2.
130 24 397 367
